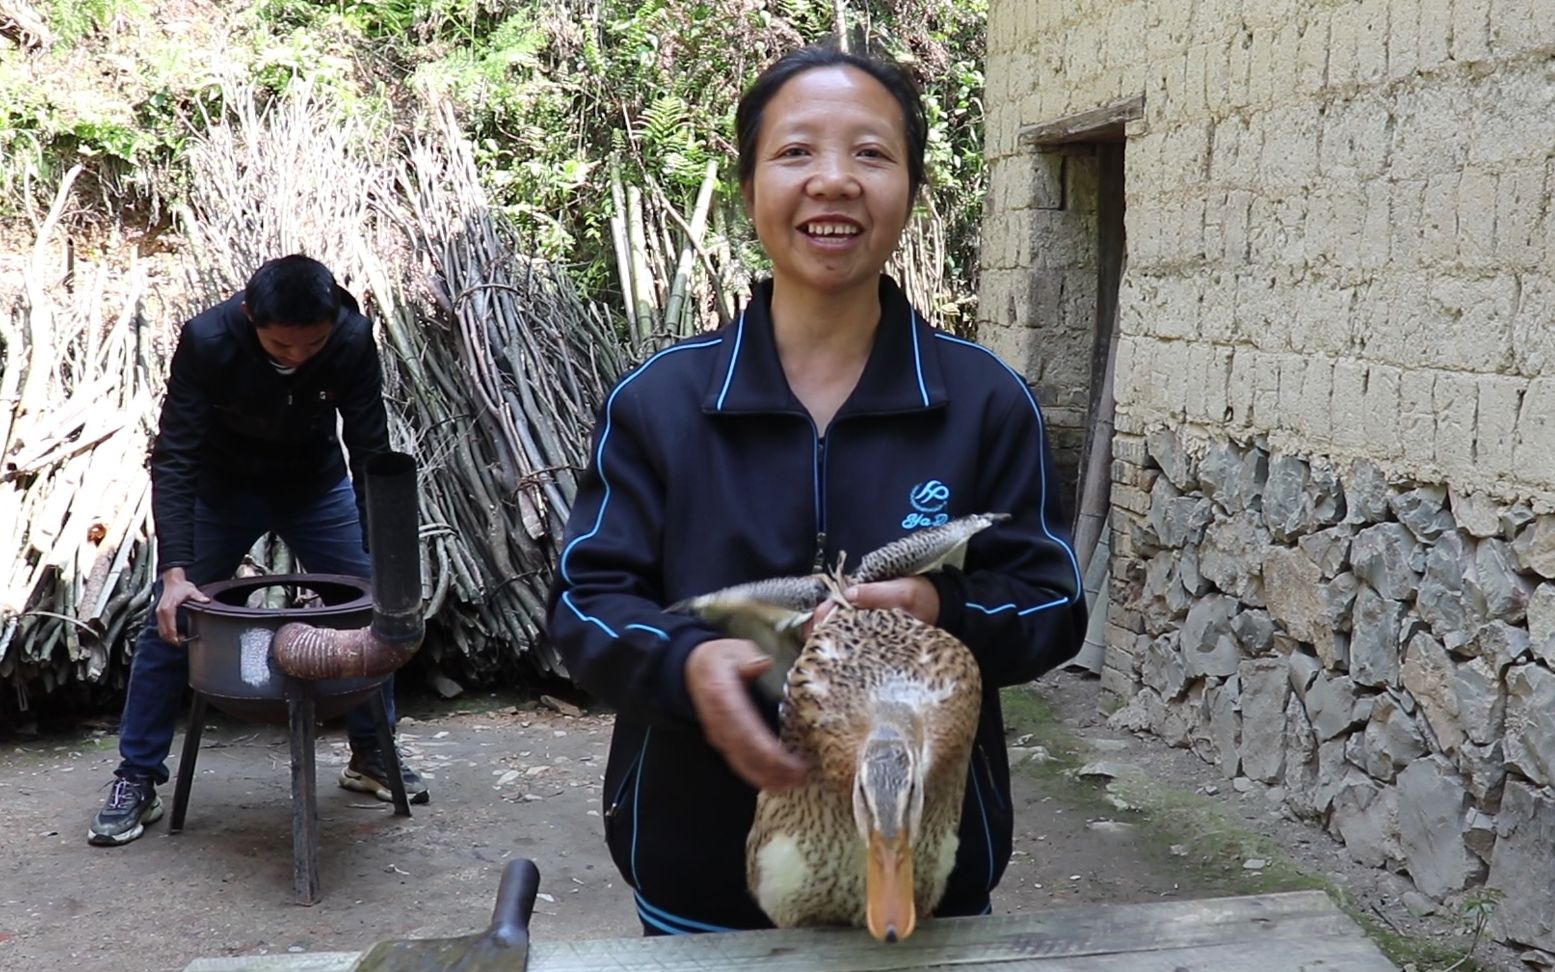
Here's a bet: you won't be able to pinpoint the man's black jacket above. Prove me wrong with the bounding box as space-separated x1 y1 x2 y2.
150 288 390 569
547 276 1087 934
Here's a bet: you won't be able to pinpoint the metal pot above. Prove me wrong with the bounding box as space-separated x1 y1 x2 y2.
184 573 389 724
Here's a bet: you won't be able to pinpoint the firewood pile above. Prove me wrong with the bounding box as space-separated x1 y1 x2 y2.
0 166 161 714
0 89 633 715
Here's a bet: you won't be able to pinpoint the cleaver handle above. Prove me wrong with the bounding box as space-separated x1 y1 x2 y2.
486 857 541 948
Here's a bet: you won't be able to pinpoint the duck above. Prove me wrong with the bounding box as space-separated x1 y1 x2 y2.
671 513 1005 698
671 513 1000 941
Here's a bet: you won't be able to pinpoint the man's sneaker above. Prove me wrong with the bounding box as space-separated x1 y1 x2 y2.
88 775 163 846
340 746 430 804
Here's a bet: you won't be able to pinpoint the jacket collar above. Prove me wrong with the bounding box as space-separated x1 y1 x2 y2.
700 275 948 417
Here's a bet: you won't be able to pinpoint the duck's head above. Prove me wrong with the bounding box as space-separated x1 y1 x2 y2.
851 707 926 943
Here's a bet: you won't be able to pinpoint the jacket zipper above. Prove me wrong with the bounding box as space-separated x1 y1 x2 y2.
811 424 828 572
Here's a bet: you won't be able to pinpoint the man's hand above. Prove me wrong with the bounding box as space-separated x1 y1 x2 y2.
685 638 808 791
813 576 941 629
155 567 209 645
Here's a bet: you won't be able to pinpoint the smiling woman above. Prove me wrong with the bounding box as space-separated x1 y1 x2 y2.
546 42 1087 939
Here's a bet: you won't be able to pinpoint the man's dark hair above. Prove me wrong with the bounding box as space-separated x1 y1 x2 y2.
734 43 929 200
244 254 341 328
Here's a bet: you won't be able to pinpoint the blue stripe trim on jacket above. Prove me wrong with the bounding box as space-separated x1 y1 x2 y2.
558 338 723 637
966 595 1072 617
932 333 1084 597
630 729 650 888
909 309 930 406
968 763 996 892
714 311 747 411
626 623 670 639
635 893 739 934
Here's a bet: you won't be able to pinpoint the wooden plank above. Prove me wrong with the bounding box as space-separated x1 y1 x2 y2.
822 935 1395 971
1019 95 1145 146
528 892 1378 971
183 891 1395 972
186 955 357 972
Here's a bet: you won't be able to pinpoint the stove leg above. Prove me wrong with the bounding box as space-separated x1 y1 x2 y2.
169 693 208 833
370 688 412 817
288 688 320 906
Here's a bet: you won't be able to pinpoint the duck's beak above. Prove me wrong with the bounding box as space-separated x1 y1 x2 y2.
866 826 916 942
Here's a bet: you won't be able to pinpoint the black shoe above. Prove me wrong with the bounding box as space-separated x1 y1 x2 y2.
88 774 163 846
340 746 430 804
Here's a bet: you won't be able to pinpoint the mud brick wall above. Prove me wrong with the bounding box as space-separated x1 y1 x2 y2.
981 0 1555 952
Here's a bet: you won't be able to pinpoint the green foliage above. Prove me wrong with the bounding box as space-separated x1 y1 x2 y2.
4 0 989 315
36 0 133 45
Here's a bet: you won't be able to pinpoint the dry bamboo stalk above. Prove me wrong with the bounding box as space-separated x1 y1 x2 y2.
663 159 720 337
625 185 658 331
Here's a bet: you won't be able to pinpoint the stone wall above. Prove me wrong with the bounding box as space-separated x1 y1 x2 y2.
1105 428 1555 947
981 0 1555 952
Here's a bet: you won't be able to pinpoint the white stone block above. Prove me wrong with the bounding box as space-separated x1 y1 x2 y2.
1326 0 1360 89
1331 357 1368 452
1321 97 1392 179
1228 346 1257 427
1199 269 1236 342
1355 0 1389 86
1362 364 1402 458
1477 375 1526 479
1325 185 1367 271
1399 370 1437 465
1299 356 1335 444
1432 372 1478 480
1114 334 1140 408
1424 274 1518 371
1260 104 1320 187
1457 168 1498 267
1495 166 1545 268
1391 84 1473 178
1360 179 1392 270
1451 0 1491 62
1222 188 1253 263
1514 378 1555 489
1183 43 1208 117
1293 278 1354 355
1417 0 1452 70
1390 177 1426 265
1512 273 1555 378
1419 172 1461 266
1279 353 1306 428
1246 26 1276 107
1298 10 1330 93
1471 67 1555 168
1490 0 1555 54
1227 26 1252 109
1386 0 1419 80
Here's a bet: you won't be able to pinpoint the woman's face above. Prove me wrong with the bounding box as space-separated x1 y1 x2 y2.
744 65 914 300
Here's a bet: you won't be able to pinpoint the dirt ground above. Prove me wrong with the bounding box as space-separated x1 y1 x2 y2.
0 670 1524 972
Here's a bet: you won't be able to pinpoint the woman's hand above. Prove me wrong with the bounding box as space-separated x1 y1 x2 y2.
155 567 210 645
685 638 808 791
814 576 941 628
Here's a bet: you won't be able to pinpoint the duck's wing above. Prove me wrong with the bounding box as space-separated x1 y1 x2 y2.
851 512 1011 584
668 576 828 698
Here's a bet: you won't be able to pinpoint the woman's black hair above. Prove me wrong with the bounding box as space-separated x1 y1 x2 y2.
735 43 929 199
244 254 341 328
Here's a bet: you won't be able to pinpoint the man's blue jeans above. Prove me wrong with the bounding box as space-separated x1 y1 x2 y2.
116 477 396 784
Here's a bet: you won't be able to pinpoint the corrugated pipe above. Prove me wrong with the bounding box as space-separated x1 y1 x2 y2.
272 452 424 679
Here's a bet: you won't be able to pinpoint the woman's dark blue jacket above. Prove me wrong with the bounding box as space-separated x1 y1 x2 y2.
547 276 1086 934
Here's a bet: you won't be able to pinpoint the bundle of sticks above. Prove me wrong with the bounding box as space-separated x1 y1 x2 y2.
0 166 160 713
0 90 633 714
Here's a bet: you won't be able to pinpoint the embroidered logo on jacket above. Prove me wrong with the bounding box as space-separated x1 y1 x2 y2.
902 480 951 529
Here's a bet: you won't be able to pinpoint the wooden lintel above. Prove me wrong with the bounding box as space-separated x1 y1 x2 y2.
1020 93 1146 146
